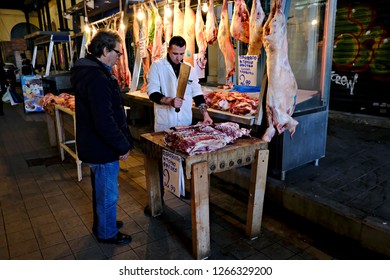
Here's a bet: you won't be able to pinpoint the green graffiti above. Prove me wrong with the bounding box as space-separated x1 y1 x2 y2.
333 4 389 80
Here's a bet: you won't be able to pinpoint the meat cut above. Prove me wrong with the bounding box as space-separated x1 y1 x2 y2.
247 0 265 56
204 91 258 116
230 0 250 43
218 0 236 83
261 0 298 142
205 0 218 45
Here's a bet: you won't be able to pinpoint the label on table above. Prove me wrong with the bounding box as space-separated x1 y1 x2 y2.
162 149 184 197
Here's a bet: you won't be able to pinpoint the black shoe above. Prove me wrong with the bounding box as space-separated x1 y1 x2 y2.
97 231 132 244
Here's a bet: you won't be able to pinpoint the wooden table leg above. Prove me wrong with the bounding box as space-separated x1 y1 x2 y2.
246 149 269 239
144 155 163 217
191 161 210 260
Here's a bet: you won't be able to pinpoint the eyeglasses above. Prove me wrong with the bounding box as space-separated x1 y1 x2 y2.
112 49 123 57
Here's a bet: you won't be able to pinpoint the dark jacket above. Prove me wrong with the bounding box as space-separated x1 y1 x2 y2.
71 55 134 164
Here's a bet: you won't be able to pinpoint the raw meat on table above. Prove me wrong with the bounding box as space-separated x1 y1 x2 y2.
164 122 251 156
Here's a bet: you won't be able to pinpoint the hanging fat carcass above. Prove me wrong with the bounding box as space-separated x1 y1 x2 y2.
195 0 207 69
151 0 163 62
247 0 265 56
115 13 132 89
218 0 236 83
173 1 184 37
183 0 196 66
140 5 151 92
163 3 173 44
133 4 140 46
261 0 298 142
205 0 218 45
144 2 155 54
230 0 250 43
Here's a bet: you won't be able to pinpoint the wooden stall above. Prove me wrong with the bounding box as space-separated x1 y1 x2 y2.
141 132 269 259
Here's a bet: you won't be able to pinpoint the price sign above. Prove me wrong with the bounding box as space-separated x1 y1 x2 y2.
238 55 258 86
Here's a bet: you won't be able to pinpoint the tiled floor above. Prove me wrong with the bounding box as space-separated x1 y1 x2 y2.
0 103 385 260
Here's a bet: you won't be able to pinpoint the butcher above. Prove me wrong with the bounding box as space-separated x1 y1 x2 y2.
145 36 213 214
147 35 213 132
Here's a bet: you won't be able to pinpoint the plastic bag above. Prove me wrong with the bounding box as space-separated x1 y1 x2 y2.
2 90 10 103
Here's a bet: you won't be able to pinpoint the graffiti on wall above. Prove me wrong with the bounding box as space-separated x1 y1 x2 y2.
332 3 389 82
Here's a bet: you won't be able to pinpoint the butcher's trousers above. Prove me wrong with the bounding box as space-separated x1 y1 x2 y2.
89 161 119 239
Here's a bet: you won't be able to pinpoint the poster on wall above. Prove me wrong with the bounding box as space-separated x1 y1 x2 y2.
21 75 44 113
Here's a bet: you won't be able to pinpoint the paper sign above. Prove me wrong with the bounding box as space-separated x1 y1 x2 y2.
162 149 184 197
194 53 205 79
238 55 258 86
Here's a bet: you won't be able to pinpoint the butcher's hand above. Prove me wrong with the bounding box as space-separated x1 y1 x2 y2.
170 97 183 109
160 96 183 109
202 113 213 125
119 150 130 161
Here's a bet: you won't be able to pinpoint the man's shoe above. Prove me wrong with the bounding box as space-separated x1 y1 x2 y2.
97 231 132 244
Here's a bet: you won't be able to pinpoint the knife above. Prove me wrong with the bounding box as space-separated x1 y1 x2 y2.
175 63 191 113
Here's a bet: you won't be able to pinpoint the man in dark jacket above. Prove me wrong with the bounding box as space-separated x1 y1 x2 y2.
71 29 134 244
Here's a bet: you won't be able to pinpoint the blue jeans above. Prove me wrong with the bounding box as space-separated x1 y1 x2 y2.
89 161 119 239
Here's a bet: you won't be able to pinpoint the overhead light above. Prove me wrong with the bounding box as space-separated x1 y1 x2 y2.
137 7 145 21
202 0 208 13
165 4 172 17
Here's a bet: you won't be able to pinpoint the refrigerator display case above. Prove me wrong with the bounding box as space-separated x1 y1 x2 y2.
261 0 337 180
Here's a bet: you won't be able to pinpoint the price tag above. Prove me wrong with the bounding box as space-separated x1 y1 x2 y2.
238 55 258 86
162 150 184 197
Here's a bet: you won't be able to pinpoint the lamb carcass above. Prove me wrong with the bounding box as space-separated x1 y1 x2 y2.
173 1 184 37
247 0 265 56
132 4 140 46
230 0 250 43
195 0 207 69
261 0 298 142
183 0 196 66
163 4 173 44
151 0 163 62
218 0 236 83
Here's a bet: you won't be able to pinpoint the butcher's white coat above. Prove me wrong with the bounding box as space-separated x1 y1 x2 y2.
147 58 203 132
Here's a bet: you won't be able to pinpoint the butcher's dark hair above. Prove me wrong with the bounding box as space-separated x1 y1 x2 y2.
87 29 123 57
169 36 186 48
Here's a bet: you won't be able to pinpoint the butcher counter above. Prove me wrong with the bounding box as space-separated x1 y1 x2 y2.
124 90 257 126
140 132 269 259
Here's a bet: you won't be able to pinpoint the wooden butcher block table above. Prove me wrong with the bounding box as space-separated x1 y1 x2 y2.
140 132 269 260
